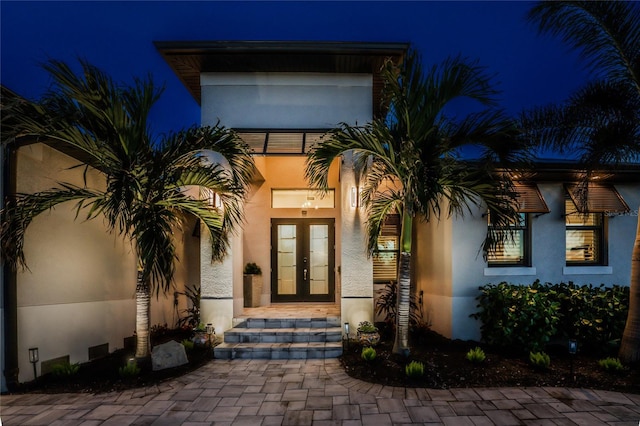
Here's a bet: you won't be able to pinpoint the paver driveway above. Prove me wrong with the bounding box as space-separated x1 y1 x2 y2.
1 359 639 425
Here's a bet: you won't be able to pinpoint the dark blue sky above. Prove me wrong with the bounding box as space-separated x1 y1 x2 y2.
1 1 590 138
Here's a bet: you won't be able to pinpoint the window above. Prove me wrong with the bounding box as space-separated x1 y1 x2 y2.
271 189 335 209
565 197 606 265
373 215 400 282
487 212 530 266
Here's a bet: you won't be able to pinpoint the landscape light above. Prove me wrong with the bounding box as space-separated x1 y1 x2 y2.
28 347 39 380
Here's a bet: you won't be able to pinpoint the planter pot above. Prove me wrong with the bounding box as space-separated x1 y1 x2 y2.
357 331 380 347
192 331 208 347
243 274 262 307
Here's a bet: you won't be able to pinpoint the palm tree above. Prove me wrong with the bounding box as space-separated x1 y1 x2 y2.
306 51 527 355
525 0 640 362
1 59 254 359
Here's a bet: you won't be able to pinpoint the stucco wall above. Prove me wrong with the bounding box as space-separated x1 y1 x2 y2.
201 73 373 128
13 143 192 383
413 211 454 338
448 183 640 342
340 152 374 327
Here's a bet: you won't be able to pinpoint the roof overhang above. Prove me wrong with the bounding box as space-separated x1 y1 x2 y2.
154 40 409 118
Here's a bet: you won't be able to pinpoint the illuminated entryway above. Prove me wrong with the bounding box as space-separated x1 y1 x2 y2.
271 218 335 302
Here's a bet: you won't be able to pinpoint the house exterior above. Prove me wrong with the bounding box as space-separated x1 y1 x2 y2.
154 41 410 341
155 41 640 341
3 41 639 391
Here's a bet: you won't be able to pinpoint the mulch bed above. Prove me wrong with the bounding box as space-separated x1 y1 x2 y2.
340 329 640 394
12 329 212 394
8 327 640 395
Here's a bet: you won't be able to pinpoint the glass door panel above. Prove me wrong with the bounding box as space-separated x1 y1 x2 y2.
309 224 329 295
277 224 297 295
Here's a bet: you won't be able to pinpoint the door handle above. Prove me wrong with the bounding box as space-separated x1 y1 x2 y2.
303 268 307 280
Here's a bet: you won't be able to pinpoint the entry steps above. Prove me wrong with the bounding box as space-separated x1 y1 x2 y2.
213 317 343 359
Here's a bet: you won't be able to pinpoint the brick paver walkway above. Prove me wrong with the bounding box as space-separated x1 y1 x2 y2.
1 359 639 425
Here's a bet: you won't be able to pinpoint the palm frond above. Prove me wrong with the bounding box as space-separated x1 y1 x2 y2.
521 79 640 164
528 1 640 93
130 203 178 296
161 125 255 190
1 185 102 269
364 190 403 256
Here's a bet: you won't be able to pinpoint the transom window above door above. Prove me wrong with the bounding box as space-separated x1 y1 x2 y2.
272 189 335 209
236 129 330 155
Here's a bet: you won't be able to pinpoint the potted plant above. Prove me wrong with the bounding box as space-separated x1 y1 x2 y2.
357 321 380 346
192 323 208 346
243 262 262 307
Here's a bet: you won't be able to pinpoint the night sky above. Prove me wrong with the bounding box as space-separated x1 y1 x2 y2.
1 1 591 142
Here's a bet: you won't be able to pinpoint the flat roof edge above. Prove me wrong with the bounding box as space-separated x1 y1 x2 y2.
153 40 411 54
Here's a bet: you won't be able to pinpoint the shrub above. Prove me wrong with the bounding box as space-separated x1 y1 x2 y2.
529 351 551 370
550 283 629 354
405 361 425 378
471 280 629 355
150 323 169 339
182 339 195 351
244 262 262 275
361 347 377 362
119 361 141 378
177 285 201 329
471 280 560 352
375 281 422 332
466 347 486 363
357 321 378 333
51 362 80 378
598 357 624 373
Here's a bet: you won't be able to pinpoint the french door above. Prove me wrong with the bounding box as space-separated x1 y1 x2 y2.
271 218 335 302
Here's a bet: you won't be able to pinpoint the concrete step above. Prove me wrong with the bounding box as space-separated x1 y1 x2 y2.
242 317 341 329
223 327 342 344
213 342 343 360
213 316 344 359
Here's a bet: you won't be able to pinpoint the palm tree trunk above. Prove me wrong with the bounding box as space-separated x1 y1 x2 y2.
393 251 411 355
135 271 151 359
619 212 640 363
393 212 413 355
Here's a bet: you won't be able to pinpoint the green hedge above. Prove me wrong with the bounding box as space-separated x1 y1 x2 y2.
471 280 629 354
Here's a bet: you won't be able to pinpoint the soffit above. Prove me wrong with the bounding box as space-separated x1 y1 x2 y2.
236 129 329 155
565 183 630 213
154 41 409 118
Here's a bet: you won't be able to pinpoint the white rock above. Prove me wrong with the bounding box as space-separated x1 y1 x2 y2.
151 340 189 371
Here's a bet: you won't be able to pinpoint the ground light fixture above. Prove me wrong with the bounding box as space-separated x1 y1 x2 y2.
344 322 350 349
28 347 39 381
568 339 578 382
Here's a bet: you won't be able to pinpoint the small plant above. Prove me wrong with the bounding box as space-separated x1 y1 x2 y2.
466 347 486 363
244 262 262 275
150 323 169 339
405 361 425 378
598 357 624 372
119 361 141 379
177 285 201 330
529 351 551 370
182 339 195 351
51 362 80 378
357 321 378 333
375 280 422 333
361 347 377 362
